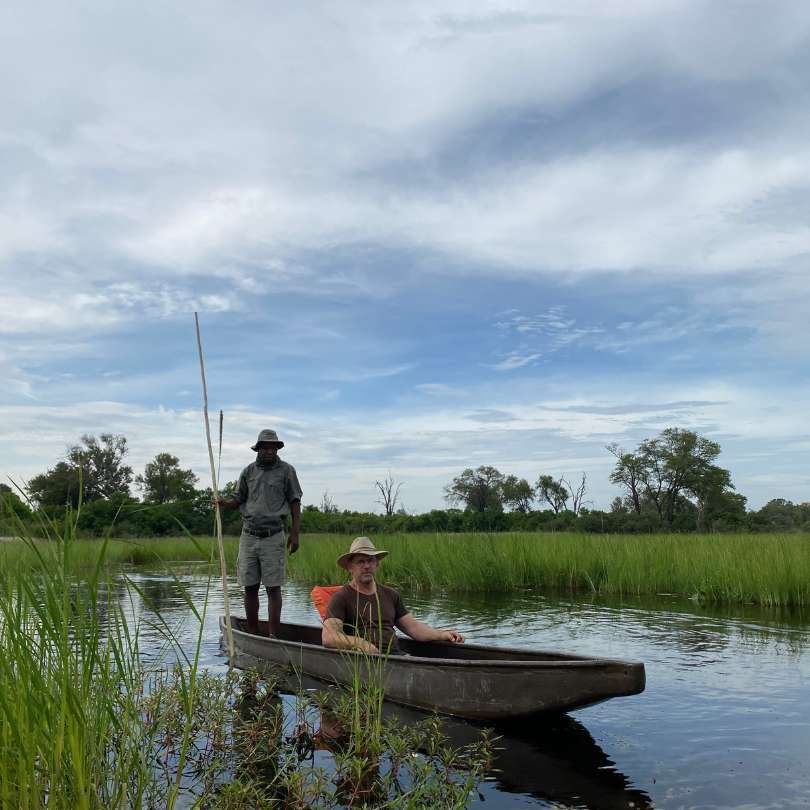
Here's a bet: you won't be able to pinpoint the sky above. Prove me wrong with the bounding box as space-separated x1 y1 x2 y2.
1 1 809 514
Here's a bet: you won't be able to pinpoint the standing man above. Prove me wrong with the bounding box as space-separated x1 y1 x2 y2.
217 429 302 637
322 536 464 654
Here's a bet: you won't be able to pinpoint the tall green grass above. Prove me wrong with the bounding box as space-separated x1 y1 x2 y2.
286 531 810 607
3 530 809 606
0 511 492 807
1 519 146 806
0 534 232 572
0 505 220 808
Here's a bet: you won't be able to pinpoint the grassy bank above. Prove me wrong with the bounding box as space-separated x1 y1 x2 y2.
289 531 810 607
2 530 809 607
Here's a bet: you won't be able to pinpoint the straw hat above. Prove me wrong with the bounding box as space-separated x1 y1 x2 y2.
337 537 388 570
251 429 284 450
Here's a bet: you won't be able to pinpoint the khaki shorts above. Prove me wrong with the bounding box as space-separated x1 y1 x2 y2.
237 529 286 588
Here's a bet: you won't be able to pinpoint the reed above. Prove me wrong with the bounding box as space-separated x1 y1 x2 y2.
0 511 152 807
0 510 491 807
285 531 810 607
4 530 809 606
0 535 235 575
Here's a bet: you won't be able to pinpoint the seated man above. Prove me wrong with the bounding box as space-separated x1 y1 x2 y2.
322 536 465 655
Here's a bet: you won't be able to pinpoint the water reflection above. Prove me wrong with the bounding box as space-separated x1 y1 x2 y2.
116 570 810 809
388 704 652 809
403 588 810 667
272 670 651 810
485 714 652 809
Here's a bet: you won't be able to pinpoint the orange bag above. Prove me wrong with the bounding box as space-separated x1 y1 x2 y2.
310 585 343 620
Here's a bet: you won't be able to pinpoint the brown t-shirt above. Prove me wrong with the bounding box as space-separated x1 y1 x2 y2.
326 584 408 653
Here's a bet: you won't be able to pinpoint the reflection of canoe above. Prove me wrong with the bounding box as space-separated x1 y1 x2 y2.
222 617 646 720
477 713 653 809
371 699 653 810
281 671 653 809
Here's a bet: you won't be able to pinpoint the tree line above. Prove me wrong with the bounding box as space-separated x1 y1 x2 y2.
1 428 808 536
442 428 750 532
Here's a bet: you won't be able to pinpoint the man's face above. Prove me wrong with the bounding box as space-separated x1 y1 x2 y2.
256 443 280 463
348 554 379 584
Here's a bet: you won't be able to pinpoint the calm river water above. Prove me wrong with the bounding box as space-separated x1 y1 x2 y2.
125 569 810 809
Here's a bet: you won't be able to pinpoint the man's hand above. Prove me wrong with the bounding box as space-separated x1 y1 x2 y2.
287 530 300 554
397 613 465 644
322 618 378 654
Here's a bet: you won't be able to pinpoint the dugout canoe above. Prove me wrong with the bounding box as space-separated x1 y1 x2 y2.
221 617 646 720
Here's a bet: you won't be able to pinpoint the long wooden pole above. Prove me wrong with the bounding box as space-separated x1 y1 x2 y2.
194 312 234 660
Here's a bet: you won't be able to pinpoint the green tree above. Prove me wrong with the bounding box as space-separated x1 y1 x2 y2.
751 498 798 531
501 475 534 513
609 428 736 527
0 483 32 520
700 488 747 531
535 474 569 514
606 444 645 514
444 466 505 513
136 452 198 503
28 461 83 508
68 434 133 501
27 433 133 508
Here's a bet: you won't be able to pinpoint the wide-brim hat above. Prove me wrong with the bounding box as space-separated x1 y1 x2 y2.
337 536 388 570
251 429 284 450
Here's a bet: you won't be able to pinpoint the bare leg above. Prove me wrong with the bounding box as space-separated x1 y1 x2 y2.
244 584 261 635
266 585 282 637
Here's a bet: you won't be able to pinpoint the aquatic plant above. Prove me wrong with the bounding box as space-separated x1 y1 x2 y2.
3 528 809 606
0 506 492 807
285 531 810 607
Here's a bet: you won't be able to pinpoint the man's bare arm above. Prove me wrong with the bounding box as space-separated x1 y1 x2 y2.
287 500 301 553
321 617 379 654
397 613 464 644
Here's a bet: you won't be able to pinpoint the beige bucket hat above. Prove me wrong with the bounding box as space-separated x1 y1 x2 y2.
251 429 284 450
337 537 388 570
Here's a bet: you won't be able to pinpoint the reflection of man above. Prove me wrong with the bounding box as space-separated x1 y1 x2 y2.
322 537 464 654
216 429 302 637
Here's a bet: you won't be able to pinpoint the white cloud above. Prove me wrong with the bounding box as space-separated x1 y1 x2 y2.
0 283 237 335
415 383 464 397
492 306 607 369
490 353 545 372
329 364 416 383
2 2 810 290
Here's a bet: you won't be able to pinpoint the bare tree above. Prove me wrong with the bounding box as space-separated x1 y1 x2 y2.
561 472 588 516
375 472 403 517
320 490 338 514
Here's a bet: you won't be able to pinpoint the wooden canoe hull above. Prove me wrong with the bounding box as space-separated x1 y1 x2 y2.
221 617 645 720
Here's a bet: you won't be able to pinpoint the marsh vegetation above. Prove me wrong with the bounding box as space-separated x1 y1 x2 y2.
3 530 808 607
0 514 492 808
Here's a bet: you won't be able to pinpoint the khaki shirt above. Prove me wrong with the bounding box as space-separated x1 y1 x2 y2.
234 458 303 533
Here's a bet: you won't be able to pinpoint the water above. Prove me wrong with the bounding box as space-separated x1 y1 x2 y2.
125 568 810 808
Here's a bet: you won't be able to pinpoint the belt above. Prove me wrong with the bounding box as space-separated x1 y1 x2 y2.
245 525 283 539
